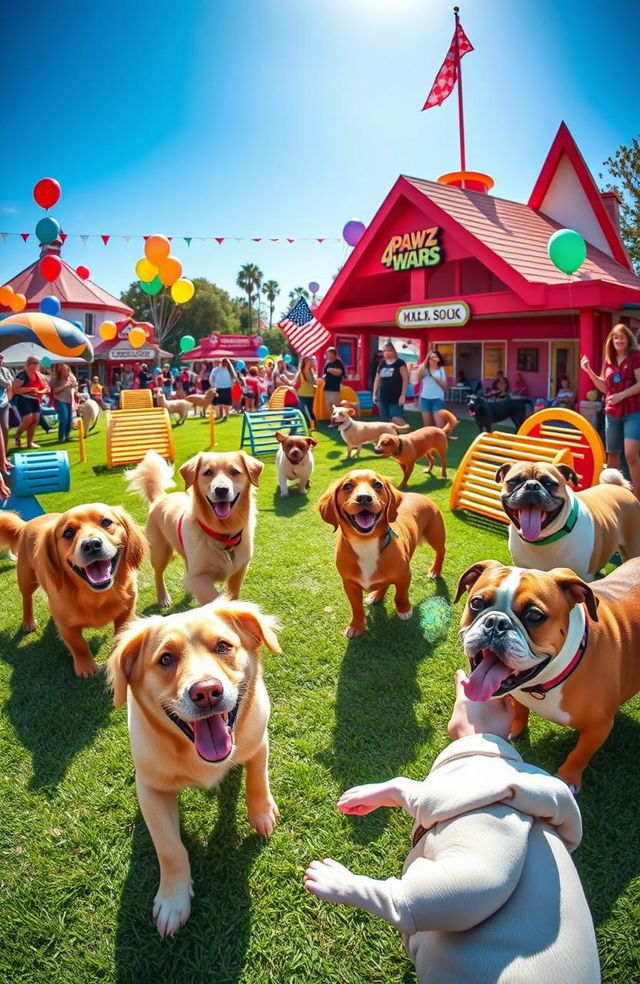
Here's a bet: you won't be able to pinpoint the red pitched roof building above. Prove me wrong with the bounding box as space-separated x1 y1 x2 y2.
316 123 640 402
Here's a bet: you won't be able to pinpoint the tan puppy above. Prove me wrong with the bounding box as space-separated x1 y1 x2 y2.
275 430 316 496
497 461 640 581
330 403 409 460
156 390 192 425
127 449 263 607
186 387 217 416
108 598 280 937
318 469 446 637
77 394 101 433
373 409 457 486
0 504 145 677
455 558 640 791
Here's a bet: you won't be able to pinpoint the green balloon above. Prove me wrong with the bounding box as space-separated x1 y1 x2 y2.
547 229 587 275
179 335 196 352
139 275 163 295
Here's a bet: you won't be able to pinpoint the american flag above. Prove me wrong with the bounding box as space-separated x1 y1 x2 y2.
422 22 473 110
278 297 331 357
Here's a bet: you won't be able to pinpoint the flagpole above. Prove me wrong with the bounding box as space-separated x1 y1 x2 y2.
453 6 467 177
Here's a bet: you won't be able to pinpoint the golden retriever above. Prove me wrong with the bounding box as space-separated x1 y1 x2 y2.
126 449 263 607
108 598 280 936
330 403 409 460
318 470 446 637
0 504 145 677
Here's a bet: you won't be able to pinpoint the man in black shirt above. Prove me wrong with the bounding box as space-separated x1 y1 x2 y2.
323 346 346 414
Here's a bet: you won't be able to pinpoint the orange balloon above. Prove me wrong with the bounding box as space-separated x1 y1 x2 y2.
144 235 171 265
10 293 26 312
99 320 118 341
157 255 183 287
128 327 147 348
0 284 14 305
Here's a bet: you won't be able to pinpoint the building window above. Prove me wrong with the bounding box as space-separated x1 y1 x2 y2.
85 313 94 335
483 342 506 379
517 347 539 372
336 336 357 375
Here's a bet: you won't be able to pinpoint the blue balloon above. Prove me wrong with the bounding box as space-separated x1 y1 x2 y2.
35 216 61 245
152 367 162 375
39 295 61 316
256 344 269 359
283 353 292 364
235 360 246 370
171 367 179 377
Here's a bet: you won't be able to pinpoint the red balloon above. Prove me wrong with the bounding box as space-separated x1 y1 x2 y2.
33 178 62 210
76 265 90 280
39 254 63 283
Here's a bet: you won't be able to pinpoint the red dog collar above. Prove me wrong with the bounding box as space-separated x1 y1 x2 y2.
521 612 589 699
177 514 243 552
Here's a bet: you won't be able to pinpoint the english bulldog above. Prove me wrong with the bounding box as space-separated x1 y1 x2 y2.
455 558 640 791
496 461 640 581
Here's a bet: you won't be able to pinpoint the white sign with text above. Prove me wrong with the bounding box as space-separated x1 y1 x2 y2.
396 301 470 328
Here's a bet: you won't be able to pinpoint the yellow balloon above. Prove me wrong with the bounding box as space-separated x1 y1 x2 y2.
144 235 171 265
171 278 195 304
128 327 147 348
135 257 158 282
157 255 183 287
99 320 118 341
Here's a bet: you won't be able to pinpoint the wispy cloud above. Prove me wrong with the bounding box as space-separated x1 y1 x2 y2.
0 202 20 215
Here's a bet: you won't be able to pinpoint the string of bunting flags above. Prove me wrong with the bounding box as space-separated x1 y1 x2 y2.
0 232 343 246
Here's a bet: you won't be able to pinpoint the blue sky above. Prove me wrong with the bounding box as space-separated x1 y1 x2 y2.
1 0 637 318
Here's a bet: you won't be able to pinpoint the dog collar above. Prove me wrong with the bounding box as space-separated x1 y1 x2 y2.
382 527 399 551
521 610 589 699
177 514 243 552
518 498 579 546
339 418 354 431
394 438 404 457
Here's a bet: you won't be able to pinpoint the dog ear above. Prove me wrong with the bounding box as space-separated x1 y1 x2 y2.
317 480 341 530
107 619 149 707
112 507 147 570
305 436 318 448
494 463 514 484
211 598 281 654
552 569 599 622
555 464 579 488
34 521 64 592
274 431 287 444
382 478 403 525
180 453 202 489
238 451 264 487
454 560 503 603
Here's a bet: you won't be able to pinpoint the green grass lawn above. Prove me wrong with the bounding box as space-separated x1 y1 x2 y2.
0 412 638 984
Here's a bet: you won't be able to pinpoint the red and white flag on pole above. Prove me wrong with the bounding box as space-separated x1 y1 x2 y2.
422 22 473 110
278 297 331 357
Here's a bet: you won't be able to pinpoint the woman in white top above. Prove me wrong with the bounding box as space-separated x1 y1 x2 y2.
416 351 448 428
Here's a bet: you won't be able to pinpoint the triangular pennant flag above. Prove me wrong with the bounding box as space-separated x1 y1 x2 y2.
215 237 225 244
252 238 262 242
270 238 279 242
316 238 325 243
20 232 30 242
143 235 150 241
80 235 89 245
184 237 192 247
287 238 295 243
0 233 8 243
60 232 67 243
101 235 110 245
168 236 173 242
122 236 131 243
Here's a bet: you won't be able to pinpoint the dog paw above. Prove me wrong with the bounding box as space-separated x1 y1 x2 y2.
556 768 582 796
397 607 413 621
74 659 100 679
153 883 194 938
158 592 172 609
280 488 289 497
248 797 279 836
344 624 365 638
365 591 384 605
21 618 37 633
427 568 442 580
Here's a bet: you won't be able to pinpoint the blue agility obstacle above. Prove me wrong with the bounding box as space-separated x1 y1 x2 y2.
240 409 308 456
1 450 70 520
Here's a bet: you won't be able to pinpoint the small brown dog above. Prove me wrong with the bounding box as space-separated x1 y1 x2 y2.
186 388 217 417
0 504 145 676
275 430 316 496
318 469 446 637
156 391 192 425
373 409 457 486
330 403 409 460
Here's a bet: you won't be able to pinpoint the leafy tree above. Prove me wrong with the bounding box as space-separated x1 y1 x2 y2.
236 263 263 333
286 286 310 314
602 137 640 271
261 279 280 330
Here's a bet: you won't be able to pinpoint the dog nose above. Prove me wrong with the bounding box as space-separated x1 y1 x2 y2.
524 481 540 492
189 678 224 708
81 536 104 555
213 485 229 499
355 493 373 505
483 613 511 635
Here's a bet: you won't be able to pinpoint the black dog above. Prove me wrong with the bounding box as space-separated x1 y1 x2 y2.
466 394 528 433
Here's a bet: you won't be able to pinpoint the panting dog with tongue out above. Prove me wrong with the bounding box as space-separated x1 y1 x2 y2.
455 558 640 792
497 461 640 581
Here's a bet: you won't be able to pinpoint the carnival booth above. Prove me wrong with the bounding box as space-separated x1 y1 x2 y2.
91 318 172 385
179 332 266 366
315 123 640 409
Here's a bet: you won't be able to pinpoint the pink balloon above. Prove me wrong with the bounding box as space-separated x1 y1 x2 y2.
343 220 366 247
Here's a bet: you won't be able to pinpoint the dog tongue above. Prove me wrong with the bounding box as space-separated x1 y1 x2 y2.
213 500 232 519
85 560 111 585
463 651 513 701
517 506 543 541
192 715 232 762
357 510 376 530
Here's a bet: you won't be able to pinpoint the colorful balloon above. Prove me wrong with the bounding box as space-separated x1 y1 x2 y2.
99 320 118 341
39 254 63 283
135 257 157 282
36 216 61 245
144 235 171 265
308 281 320 293
547 229 587 275
256 344 269 359
76 265 90 280
128 327 147 348
0 313 93 362
283 354 292 364
139 275 163 295
10 293 27 312
343 219 366 247
40 356 52 368
33 177 61 210
235 360 246 371
71 320 84 330
39 295 61 316
157 255 183 287
152 366 162 375
171 278 195 304
179 335 196 353
171 367 180 378
0 284 14 306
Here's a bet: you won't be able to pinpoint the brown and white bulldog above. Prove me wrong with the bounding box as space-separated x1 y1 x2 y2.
455 558 640 792
497 461 640 581
275 430 316 496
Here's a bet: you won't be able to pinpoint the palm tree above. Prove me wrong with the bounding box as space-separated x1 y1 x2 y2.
236 263 263 333
287 286 310 310
262 280 280 330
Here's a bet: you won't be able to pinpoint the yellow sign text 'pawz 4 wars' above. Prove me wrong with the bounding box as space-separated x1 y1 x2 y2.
381 228 442 271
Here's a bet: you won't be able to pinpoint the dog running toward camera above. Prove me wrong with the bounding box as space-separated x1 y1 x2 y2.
275 430 316 496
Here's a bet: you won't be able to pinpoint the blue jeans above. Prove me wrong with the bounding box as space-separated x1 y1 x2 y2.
605 411 640 452
56 400 73 441
298 395 316 424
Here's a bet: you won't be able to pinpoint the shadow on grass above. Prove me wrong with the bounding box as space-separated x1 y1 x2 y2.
320 580 451 844
270 487 313 517
0 620 112 793
115 768 263 984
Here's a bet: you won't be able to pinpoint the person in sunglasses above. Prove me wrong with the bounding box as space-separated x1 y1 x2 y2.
581 323 640 495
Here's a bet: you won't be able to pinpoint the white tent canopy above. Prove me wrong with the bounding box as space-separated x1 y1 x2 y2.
1 342 89 367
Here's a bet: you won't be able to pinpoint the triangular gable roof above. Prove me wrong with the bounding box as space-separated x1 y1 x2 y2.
528 121 629 267
2 257 132 314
